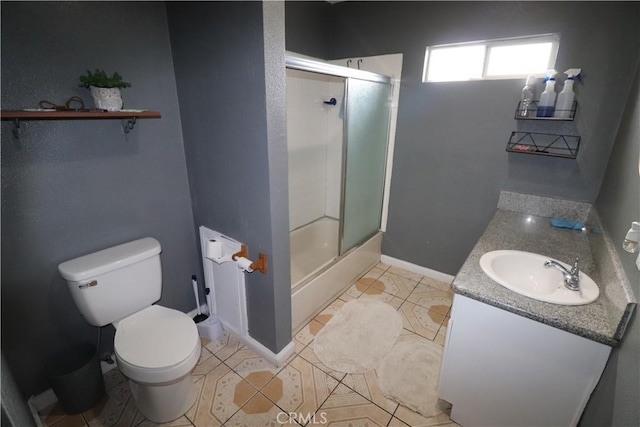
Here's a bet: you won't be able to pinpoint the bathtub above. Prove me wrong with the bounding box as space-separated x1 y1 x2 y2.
290 217 340 286
290 218 381 331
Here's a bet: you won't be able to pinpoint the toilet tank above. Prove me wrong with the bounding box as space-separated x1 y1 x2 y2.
58 238 162 327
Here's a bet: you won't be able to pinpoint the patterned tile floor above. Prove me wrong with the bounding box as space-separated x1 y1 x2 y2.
38 263 459 427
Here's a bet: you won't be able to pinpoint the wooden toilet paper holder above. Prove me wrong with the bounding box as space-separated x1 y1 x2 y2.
232 244 267 275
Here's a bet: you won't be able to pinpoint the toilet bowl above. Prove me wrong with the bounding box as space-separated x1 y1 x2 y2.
114 306 201 422
58 238 201 423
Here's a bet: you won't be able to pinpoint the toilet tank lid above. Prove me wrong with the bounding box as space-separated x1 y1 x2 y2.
58 237 161 282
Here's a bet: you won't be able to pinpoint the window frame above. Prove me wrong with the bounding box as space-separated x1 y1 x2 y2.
422 33 560 83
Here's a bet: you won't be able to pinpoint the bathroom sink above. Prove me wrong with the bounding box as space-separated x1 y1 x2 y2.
479 250 599 305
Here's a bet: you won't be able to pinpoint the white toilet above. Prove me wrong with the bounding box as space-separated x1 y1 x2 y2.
58 237 201 423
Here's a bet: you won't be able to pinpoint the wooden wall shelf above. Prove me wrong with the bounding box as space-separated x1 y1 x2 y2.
1 110 161 136
1 110 161 119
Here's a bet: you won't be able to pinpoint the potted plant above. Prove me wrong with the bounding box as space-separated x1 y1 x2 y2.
79 69 131 112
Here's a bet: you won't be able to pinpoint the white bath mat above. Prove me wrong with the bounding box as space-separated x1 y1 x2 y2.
313 299 403 373
377 339 446 418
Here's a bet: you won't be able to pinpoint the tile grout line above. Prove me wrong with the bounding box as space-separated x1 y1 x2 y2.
201 267 430 426
356 275 449 342
335 374 398 421
295 280 421 425
221 360 306 427
218 386 261 427
45 264 422 427
214 337 307 426
198 263 449 427
298 369 344 427
272 265 442 425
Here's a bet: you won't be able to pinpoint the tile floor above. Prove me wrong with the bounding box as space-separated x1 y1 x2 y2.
38 263 459 427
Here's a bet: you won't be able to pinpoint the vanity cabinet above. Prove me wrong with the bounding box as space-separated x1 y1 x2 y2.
438 294 611 427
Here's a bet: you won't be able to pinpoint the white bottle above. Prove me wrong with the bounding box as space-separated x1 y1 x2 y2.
554 68 581 119
517 76 535 118
536 70 557 117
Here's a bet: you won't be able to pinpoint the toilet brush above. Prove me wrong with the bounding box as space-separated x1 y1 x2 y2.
191 275 208 323
197 285 223 340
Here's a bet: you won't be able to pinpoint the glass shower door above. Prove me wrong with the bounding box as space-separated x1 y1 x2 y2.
340 78 392 254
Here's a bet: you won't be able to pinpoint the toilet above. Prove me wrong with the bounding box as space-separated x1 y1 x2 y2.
58 237 201 423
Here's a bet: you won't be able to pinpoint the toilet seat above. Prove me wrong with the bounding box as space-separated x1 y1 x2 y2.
114 305 200 384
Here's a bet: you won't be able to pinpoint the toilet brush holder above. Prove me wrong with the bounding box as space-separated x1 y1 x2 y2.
197 316 223 341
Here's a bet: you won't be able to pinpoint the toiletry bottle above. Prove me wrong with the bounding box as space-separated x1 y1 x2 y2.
536 70 557 117
554 68 581 119
517 75 535 118
623 221 640 253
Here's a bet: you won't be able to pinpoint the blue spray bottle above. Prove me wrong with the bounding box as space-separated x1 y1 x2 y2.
536 70 557 117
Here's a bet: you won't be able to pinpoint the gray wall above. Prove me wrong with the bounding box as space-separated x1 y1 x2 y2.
1 353 36 427
284 1 332 58
167 1 291 353
287 1 640 275
263 1 293 355
581 64 640 427
1 2 199 397
286 6 639 422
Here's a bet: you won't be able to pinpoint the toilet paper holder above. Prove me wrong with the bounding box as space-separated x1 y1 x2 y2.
232 244 267 275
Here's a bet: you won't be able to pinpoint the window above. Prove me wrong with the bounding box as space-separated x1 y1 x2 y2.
423 34 559 82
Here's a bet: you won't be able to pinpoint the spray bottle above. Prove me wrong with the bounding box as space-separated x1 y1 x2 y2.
536 69 557 117
554 68 581 119
517 75 536 118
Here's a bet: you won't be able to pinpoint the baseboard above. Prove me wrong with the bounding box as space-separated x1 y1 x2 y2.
100 352 118 374
239 335 296 367
27 396 46 427
28 388 57 414
380 254 455 284
202 314 295 366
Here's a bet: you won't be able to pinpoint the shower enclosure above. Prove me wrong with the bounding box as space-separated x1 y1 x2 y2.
286 56 393 330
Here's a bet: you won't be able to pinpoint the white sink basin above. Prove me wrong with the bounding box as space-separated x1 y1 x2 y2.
479 250 599 305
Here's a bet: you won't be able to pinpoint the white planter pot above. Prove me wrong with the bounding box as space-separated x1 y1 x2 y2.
90 86 123 112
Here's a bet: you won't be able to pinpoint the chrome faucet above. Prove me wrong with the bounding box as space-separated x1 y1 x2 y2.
544 257 580 291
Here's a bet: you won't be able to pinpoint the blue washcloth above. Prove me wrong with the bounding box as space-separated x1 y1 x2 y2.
550 217 584 230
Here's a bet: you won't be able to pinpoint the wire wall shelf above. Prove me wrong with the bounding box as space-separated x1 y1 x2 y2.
506 131 581 159
514 100 577 120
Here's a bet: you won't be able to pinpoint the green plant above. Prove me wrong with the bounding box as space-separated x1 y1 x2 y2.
78 69 131 89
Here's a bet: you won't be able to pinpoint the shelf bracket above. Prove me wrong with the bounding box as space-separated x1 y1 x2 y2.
122 117 137 134
12 118 20 139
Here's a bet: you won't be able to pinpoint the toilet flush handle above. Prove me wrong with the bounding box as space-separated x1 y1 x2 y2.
79 280 98 289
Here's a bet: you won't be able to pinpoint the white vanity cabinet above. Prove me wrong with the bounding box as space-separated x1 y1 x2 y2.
438 295 611 427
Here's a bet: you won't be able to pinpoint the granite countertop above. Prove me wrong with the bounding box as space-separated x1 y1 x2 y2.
452 208 629 347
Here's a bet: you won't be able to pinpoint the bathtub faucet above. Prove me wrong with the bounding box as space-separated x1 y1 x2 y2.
544 257 580 291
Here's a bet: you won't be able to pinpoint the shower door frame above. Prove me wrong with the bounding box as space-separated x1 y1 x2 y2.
339 77 392 256
286 56 391 85
285 56 393 257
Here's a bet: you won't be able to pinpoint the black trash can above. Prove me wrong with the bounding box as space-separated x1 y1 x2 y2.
44 343 105 414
